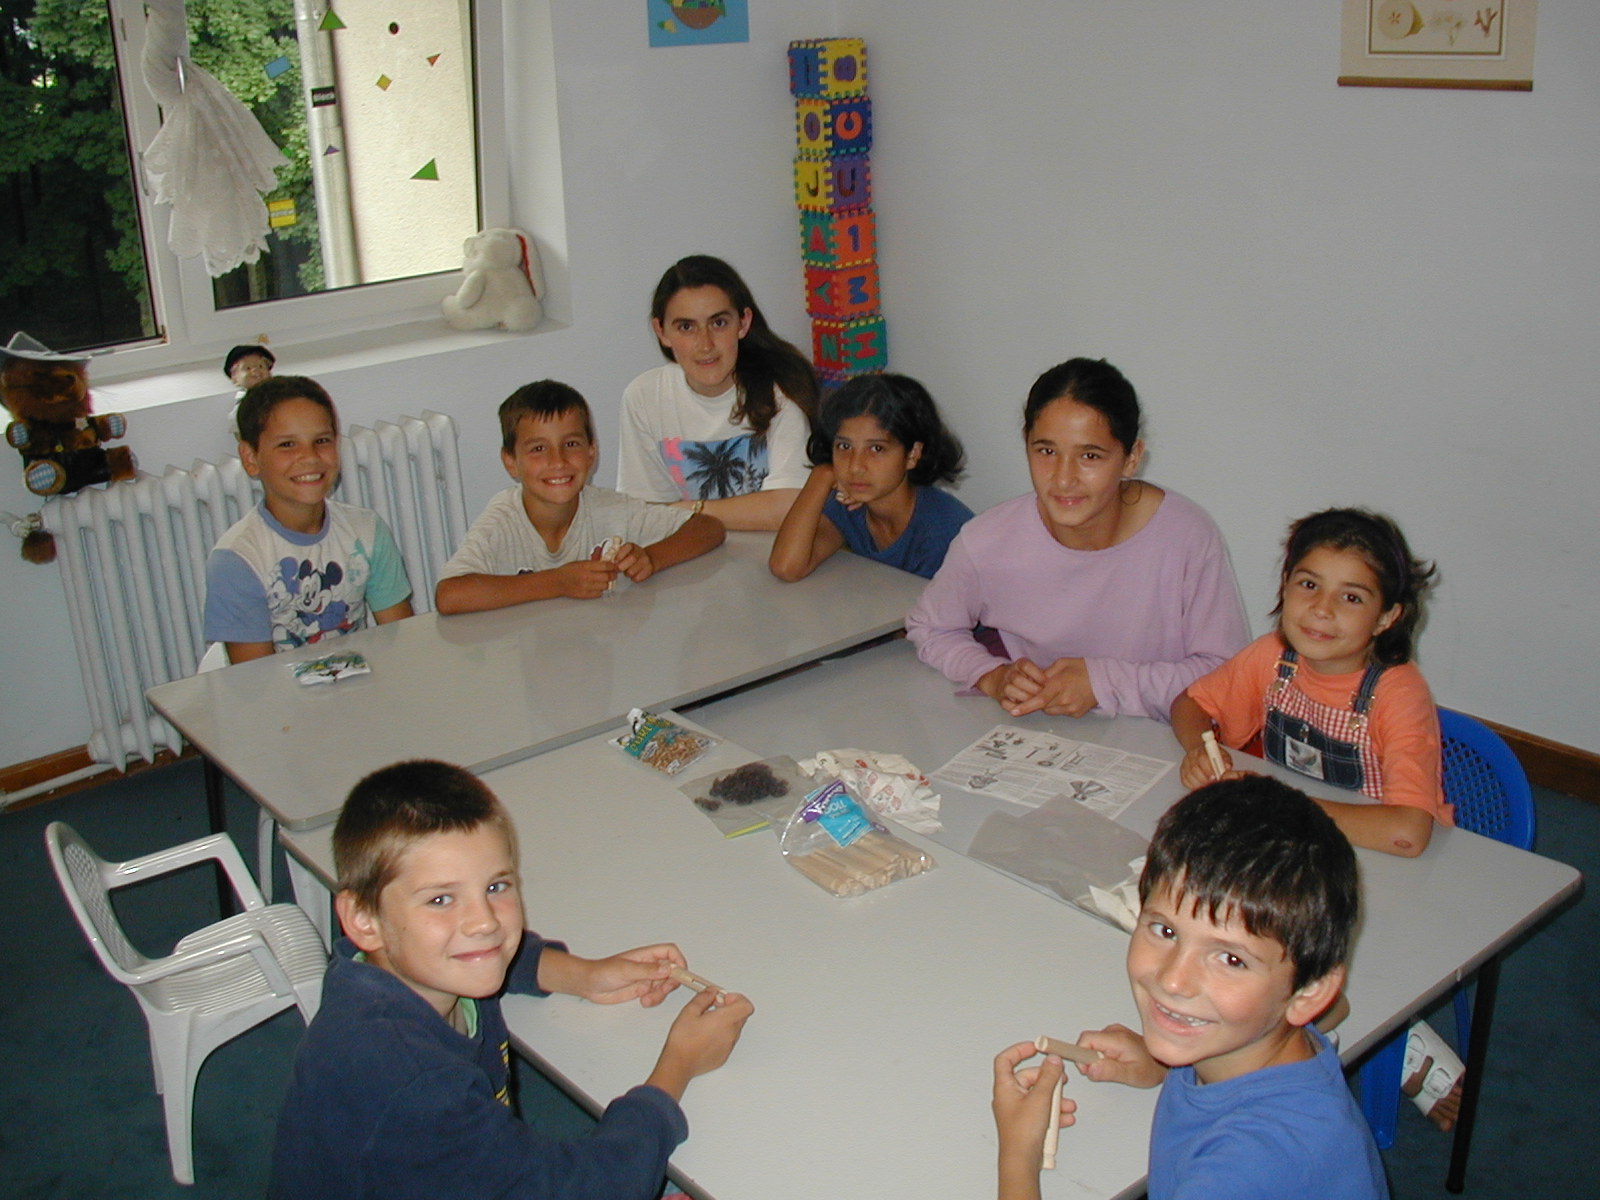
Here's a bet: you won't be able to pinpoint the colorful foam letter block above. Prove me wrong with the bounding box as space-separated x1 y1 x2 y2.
812 315 889 378
799 210 877 268
794 154 872 213
805 262 881 320
796 96 873 158
788 38 868 99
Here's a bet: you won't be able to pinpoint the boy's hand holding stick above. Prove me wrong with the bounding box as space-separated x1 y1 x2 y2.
1035 1035 1101 1169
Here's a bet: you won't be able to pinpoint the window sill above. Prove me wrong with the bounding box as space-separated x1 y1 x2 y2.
88 315 566 414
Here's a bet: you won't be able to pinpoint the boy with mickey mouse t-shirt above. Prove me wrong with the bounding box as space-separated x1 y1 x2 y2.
203 376 412 663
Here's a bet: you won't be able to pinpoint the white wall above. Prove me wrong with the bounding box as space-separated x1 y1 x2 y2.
3 2 1596 768
836 0 1599 754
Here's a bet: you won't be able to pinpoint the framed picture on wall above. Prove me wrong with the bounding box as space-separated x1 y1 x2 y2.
1338 1 1538 90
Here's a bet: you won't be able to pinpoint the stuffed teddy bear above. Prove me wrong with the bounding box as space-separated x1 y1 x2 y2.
2 331 136 562
441 228 543 332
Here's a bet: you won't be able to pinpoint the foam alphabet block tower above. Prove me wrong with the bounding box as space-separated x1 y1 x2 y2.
789 36 885 384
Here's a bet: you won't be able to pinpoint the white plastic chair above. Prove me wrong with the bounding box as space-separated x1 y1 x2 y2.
45 821 327 1185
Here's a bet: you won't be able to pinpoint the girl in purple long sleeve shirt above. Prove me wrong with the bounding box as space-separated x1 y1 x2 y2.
906 358 1248 721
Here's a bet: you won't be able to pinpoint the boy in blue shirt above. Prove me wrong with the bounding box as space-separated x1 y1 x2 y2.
203 376 412 661
993 776 1386 1200
270 759 753 1200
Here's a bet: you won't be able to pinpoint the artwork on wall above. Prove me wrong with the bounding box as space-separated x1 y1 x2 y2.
648 0 749 48
1338 0 1537 90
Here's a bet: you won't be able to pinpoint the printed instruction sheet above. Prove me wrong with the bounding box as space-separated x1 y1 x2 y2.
930 725 1174 819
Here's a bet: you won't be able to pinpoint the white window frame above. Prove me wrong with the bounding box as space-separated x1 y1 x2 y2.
97 0 509 379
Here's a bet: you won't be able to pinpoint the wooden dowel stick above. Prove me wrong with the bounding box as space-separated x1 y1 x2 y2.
1042 1071 1064 1171
1201 730 1228 780
668 964 724 996
1035 1034 1102 1067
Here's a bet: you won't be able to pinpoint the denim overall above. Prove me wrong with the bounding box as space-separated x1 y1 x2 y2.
1262 649 1386 798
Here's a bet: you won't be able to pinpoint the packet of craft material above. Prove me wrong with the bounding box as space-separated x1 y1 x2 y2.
612 708 718 776
777 778 936 897
798 747 943 834
678 756 808 838
291 652 370 685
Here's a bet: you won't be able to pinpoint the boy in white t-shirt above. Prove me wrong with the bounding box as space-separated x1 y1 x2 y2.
436 381 724 614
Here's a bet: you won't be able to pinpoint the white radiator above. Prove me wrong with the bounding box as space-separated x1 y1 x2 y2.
40 411 467 768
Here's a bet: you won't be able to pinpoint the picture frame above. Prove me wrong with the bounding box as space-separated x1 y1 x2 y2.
1338 1 1537 91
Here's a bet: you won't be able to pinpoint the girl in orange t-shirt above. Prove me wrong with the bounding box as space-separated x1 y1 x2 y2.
1171 507 1451 860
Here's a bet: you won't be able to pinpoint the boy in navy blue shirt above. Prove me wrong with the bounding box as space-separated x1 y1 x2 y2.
270 760 752 1200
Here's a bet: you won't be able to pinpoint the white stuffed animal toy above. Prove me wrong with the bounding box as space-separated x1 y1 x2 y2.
442 228 543 332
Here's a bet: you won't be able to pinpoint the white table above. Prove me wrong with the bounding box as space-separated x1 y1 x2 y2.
687 637 1584 1188
280 719 1161 1200
149 533 925 831
277 640 1581 1199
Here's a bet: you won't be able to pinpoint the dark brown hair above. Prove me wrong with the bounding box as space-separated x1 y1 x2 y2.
1140 776 1360 990
650 254 819 437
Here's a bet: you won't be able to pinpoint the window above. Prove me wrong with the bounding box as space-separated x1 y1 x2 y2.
0 0 508 371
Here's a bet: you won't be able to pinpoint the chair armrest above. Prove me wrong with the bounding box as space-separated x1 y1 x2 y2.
109 831 268 911
124 924 298 997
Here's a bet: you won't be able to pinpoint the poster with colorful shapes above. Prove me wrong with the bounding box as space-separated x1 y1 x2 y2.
648 0 748 48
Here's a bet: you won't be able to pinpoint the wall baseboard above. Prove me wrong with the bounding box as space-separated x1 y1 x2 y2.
6 714 1597 809
1481 720 1600 804
0 746 187 812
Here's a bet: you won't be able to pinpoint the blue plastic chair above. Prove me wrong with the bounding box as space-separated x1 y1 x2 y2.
1357 708 1536 1150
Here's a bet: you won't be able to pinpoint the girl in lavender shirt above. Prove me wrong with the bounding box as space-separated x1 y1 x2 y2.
905 358 1248 722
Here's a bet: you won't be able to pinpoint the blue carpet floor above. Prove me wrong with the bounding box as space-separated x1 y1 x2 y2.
2 758 1591 1198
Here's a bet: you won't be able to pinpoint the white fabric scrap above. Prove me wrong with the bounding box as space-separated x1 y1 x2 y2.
1086 856 1145 932
799 748 943 834
141 0 288 276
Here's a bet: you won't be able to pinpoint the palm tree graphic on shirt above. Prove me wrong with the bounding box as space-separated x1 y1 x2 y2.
678 434 769 499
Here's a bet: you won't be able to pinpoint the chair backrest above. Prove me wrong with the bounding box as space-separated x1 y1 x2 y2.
45 822 149 980
1437 708 1535 850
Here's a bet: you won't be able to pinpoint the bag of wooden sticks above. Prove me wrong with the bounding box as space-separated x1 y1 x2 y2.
777 778 936 897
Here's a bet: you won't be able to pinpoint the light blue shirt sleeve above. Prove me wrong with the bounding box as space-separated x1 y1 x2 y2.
202 549 272 644
363 517 412 613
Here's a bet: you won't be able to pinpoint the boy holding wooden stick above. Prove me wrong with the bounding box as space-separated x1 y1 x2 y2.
991 776 1385 1199
269 760 752 1200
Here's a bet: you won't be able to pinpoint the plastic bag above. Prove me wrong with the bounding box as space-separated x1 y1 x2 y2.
678 756 808 838
798 747 943 834
612 709 718 776
778 778 936 897
966 792 1148 931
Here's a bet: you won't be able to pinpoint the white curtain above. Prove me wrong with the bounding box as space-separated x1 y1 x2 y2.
140 0 288 277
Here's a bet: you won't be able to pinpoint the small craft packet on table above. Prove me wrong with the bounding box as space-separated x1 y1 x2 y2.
679 756 808 838
291 652 370 685
798 747 943 834
612 708 719 776
778 777 936 897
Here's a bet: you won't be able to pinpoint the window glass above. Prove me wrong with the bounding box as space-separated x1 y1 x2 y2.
0 5 156 351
